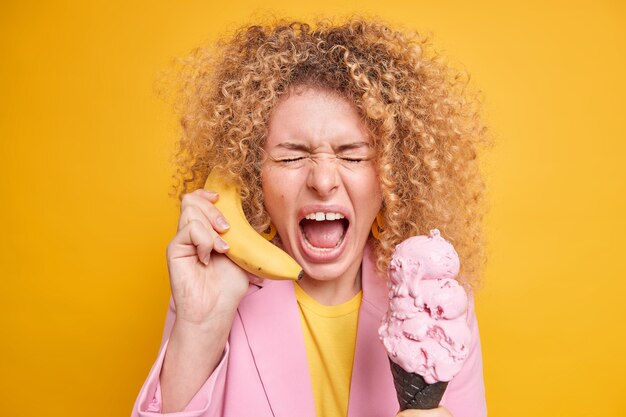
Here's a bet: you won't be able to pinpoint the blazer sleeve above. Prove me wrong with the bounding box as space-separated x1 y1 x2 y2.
440 295 488 417
130 297 229 417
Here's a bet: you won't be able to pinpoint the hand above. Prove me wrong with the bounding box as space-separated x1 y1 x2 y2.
396 406 453 417
166 189 249 327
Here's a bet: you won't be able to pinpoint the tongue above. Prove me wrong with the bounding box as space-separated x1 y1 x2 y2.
302 220 345 248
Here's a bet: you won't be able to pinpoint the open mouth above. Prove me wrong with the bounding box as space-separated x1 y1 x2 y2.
299 212 350 252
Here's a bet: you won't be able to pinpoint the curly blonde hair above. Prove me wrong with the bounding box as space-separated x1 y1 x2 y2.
168 17 490 288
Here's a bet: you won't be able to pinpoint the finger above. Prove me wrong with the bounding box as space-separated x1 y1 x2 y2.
197 188 220 203
180 191 230 233
178 205 211 232
180 190 215 215
168 220 229 265
175 212 230 255
179 189 219 219
185 220 229 263
179 201 230 235
211 233 230 254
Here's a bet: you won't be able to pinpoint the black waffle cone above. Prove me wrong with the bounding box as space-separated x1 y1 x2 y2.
389 358 448 410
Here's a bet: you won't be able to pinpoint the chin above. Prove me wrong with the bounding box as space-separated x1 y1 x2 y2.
298 254 360 283
301 269 345 283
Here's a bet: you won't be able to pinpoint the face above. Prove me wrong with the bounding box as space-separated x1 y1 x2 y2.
261 87 383 287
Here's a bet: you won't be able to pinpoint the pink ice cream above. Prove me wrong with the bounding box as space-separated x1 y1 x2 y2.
378 229 471 384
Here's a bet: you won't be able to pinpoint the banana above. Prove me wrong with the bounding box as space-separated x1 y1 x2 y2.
204 168 303 281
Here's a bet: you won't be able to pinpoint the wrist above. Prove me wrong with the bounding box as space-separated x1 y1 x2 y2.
173 309 235 339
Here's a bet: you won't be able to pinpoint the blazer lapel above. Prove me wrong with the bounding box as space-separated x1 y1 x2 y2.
238 279 316 417
347 244 399 416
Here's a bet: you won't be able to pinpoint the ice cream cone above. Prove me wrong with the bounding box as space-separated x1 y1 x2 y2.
380 231 469 410
389 358 448 410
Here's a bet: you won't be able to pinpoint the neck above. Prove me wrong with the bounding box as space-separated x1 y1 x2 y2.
297 265 362 306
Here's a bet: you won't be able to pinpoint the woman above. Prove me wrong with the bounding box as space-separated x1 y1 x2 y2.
132 18 488 417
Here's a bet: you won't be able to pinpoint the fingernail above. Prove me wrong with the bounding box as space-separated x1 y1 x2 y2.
204 190 218 199
216 216 230 230
202 255 210 265
216 237 230 250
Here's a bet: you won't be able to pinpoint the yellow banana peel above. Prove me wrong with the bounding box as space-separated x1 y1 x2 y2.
204 168 303 281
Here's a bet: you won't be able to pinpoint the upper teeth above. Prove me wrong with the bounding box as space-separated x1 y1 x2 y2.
305 212 345 221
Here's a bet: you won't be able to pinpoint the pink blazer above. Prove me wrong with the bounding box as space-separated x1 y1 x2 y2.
132 246 487 417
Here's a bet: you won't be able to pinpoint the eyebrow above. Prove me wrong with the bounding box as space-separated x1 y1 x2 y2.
275 141 371 152
336 141 371 152
275 142 312 152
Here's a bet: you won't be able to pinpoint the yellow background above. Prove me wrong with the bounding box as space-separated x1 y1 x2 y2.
1 1 624 416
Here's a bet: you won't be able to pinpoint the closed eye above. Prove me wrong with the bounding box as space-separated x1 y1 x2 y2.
338 155 370 164
277 156 307 163
339 157 364 163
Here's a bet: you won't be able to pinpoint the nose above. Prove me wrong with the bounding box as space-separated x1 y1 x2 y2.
306 155 340 198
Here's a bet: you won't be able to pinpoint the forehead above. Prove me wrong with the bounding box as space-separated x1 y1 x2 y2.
264 87 370 150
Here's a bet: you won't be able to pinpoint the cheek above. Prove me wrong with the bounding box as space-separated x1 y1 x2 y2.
363 174 384 221
263 168 301 200
356 170 383 203
262 188 283 214
264 190 292 239
262 174 290 218
344 171 382 225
